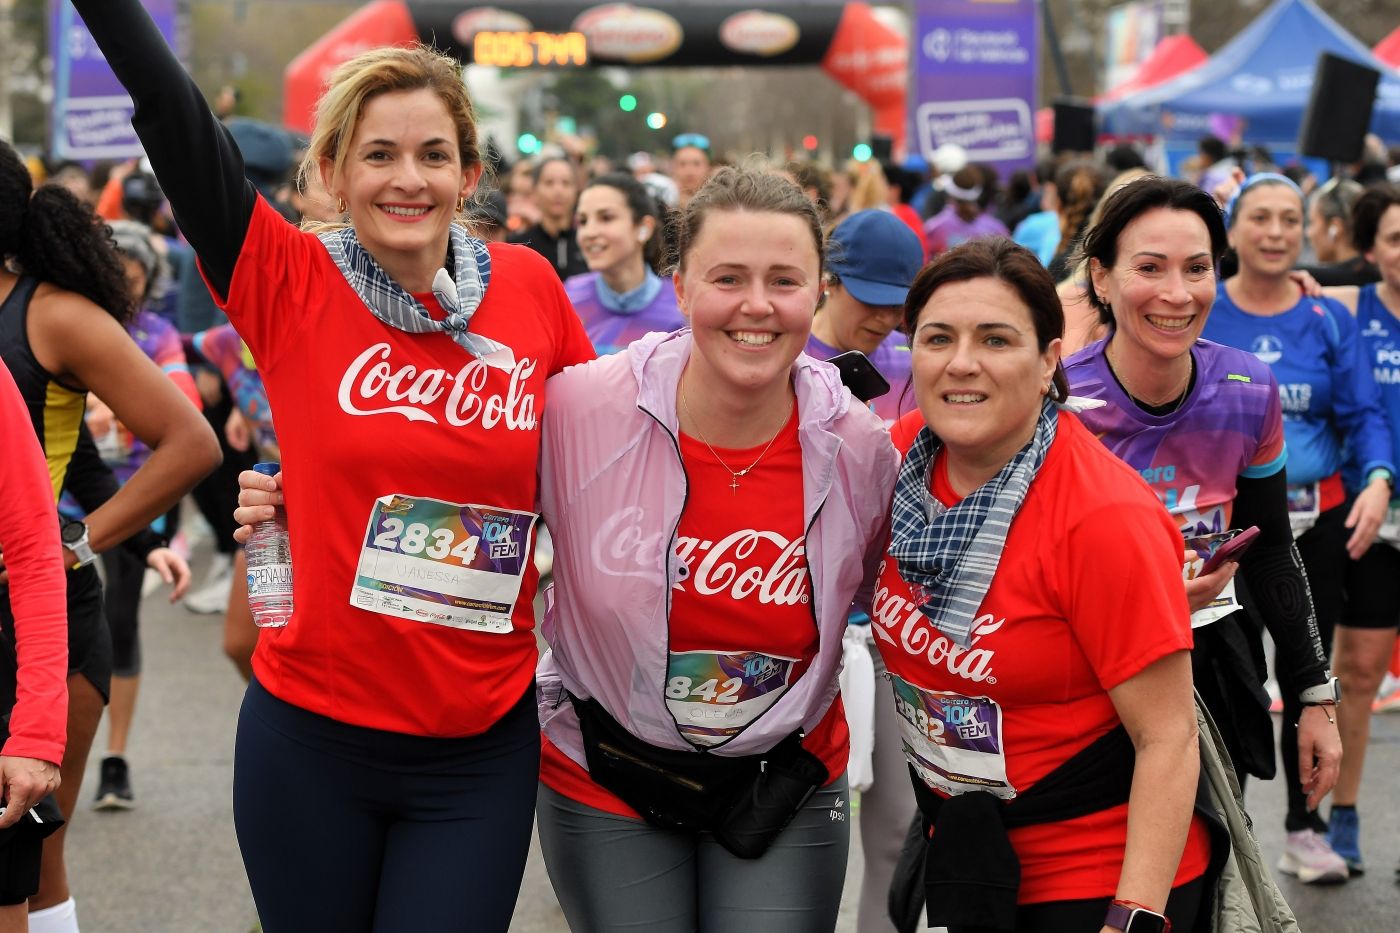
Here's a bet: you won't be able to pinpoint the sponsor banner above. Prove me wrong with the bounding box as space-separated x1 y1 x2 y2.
910 0 1037 179
49 0 179 160
411 2 844 66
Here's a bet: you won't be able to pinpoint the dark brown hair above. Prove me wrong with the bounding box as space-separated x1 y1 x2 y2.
1076 175 1228 326
1 140 134 322
1351 182 1400 254
902 237 1069 400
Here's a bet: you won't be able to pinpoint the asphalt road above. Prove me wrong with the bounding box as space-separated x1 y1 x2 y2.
63 556 1400 932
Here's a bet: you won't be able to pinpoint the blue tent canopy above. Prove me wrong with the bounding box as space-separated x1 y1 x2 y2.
1099 0 1400 142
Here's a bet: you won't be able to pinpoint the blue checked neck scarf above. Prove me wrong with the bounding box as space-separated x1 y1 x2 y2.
888 397 1060 648
319 223 516 370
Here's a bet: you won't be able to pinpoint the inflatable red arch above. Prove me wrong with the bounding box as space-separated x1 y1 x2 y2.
284 1 907 147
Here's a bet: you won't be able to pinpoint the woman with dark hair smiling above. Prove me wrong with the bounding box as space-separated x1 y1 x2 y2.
1065 180 1341 873
880 237 1206 933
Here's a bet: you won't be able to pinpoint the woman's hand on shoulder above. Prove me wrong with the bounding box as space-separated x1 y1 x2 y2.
232 468 283 545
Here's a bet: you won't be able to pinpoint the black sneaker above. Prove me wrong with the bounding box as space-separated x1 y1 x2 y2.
93 755 135 811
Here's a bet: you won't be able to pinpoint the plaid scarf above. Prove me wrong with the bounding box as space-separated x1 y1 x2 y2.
888 398 1060 648
319 223 515 369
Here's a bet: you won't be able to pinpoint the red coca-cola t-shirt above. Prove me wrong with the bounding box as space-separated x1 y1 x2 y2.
874 412 1211 904
218 198 595 738
541 401 848 817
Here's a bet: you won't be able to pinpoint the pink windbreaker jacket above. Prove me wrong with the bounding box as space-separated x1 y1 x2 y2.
537 328 899 768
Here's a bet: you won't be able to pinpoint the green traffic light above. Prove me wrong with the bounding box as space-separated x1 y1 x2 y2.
619 95 638 112
517 133 540 155
852 143 873 162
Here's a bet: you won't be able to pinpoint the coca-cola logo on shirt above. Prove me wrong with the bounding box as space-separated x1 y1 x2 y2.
591 508 808 605
871 560 1001 684
674 530 809 606
337 342 538 430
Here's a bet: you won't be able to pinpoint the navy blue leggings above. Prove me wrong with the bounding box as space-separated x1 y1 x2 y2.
233 678 539 933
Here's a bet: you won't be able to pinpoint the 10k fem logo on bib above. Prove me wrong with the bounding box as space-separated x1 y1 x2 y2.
889 673 1014 799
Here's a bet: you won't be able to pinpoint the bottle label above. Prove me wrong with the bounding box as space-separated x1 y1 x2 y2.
351 494 539 634
247 562 293 598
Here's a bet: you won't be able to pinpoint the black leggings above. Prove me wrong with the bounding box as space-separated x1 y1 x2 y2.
233 678 540 933
950 876 1204 933
101 547 145 677
1281 503 1348 832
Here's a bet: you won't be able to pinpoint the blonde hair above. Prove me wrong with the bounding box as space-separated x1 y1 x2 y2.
297 44 482 232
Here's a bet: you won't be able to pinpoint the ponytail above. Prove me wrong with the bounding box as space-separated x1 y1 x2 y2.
1 141 133 323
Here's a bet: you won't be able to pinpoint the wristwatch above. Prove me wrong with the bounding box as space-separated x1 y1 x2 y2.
1105 901 1170 933
1299 676 1341 706
1365 467 1394 491
60 520 96 569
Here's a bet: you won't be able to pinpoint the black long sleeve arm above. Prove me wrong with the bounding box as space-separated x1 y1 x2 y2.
1232 469 1329 691
71 0 256 300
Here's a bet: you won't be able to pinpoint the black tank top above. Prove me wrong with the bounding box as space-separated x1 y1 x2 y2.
0 276 86 503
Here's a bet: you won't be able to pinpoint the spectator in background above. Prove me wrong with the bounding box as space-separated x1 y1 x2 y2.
1196 135 1236 201
826 163 857 224
625 151 679 209
786 160 833 222
504 160 540 234
915 142 967 221
881 162 925 242
1105 143 1147 173
48 161 93 205
1047 158 1107 280
212 84 240 121
1302 177 1378 287
921 165 1008 258
508 156 588 281
470 190 510 244
1013 159 1062 267
670 133 712 210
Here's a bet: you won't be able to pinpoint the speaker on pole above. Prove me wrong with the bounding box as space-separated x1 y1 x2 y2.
1298 53 1380 164
1051 99 1096 154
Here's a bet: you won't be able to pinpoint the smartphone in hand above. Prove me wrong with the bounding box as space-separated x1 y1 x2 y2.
828 350 891 403
1200 526 1260 575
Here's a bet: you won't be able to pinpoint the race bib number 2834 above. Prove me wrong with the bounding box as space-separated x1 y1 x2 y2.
352 494 538 633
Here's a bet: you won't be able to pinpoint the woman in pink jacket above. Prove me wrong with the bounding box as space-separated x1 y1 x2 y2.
533 167 897 931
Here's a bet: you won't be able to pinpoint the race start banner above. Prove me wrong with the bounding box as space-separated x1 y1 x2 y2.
911 0 1038 179
49 0 179 160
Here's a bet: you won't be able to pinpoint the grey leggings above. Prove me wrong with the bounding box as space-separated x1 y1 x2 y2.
537 776 850 933
857 641 919 933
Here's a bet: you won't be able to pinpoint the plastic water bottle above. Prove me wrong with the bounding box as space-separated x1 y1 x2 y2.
246 461 293 628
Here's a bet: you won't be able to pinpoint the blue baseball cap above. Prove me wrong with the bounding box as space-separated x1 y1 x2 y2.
828 210 924 307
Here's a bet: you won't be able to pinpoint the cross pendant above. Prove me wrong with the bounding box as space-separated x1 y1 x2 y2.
729 476 740 493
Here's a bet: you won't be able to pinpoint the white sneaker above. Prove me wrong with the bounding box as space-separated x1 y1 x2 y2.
183 552 234 615
1277 829 1349 884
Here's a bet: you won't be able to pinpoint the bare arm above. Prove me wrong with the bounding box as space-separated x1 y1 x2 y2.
34 290 221 552
1105 650 1199 915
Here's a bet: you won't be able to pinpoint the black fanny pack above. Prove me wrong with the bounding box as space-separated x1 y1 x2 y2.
569 693 828 859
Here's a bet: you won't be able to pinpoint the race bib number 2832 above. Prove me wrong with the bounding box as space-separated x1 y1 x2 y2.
352 494 538 633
